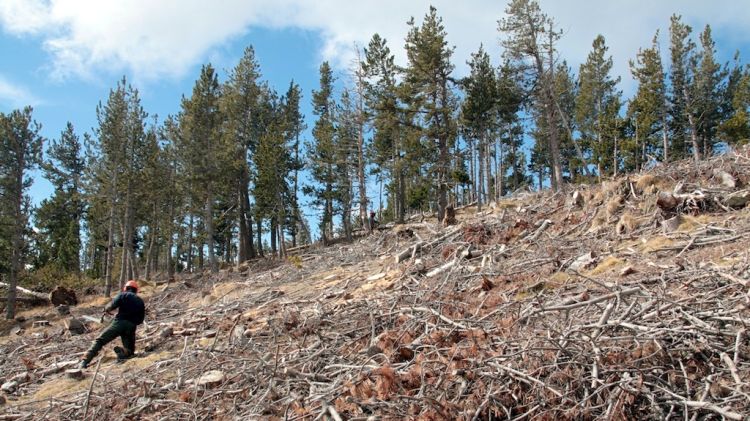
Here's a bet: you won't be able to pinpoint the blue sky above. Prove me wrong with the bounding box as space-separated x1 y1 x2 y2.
1 0 749 215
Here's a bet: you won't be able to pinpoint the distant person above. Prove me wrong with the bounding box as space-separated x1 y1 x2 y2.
79 280 145 368
369 211 378 232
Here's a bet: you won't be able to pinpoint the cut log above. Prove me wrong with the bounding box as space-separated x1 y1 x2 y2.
656 192 680 212
65 369 84 380
196 370 224 388
39 360 79 377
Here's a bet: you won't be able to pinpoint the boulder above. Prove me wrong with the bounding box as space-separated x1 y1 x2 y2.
49 286 78 306
64 317 86 335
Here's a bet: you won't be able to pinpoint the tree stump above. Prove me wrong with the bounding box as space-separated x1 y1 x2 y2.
64 318 86 335
442 205 457 226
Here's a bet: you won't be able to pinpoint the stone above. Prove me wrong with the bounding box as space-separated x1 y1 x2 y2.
49 286 78 306
64 317 86 335
196 370 224 388
1 381 18 393
56 305 71 315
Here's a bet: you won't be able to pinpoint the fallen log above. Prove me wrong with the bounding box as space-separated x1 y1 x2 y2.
0 281 49 302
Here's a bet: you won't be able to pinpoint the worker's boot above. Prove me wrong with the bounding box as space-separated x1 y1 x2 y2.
113 346 128 361
78 359 89 369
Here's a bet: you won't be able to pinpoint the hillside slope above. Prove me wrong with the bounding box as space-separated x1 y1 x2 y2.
2 150 750 420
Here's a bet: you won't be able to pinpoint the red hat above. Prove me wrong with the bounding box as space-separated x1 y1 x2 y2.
123 280 139 292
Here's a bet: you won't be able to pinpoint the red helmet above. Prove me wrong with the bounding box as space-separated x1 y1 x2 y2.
123 280 139 292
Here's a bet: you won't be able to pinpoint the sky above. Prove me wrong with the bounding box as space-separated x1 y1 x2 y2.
1 0 749 213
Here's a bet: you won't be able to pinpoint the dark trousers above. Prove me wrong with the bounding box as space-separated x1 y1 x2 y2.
83 319 137 363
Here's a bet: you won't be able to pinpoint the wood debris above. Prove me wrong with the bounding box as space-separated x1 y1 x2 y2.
0 149 749 419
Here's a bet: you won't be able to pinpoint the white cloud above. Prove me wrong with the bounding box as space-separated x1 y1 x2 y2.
1 0 749 91
0 76 42 108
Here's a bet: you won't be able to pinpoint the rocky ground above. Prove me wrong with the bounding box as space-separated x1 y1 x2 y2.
1 149 750 420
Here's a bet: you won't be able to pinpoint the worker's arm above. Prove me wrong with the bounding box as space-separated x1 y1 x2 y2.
103 293 122 314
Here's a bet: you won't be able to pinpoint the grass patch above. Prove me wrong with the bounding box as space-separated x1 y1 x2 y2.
641 236 674 253
587 256 624 276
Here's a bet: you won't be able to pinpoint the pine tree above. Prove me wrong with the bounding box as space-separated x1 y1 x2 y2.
0 107 43 319
496 61 526 194
307 62 337 243
575 35 623 177
627 32 668 169
669 14 698 161
462 44 497 210
221 46 265 262
178 64 227 273
363 34 404 223
403 6 457 220
719 56 750 145
693 25 726 156
499 0 565 191
280 81 307 246
36 122 84 273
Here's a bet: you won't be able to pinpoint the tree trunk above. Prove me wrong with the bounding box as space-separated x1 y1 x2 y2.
104 172 117 297
662 104 670 162
187 213 194 272
205 186 218 273
5 162 24 319
477 134 485 211
119 182 133 289
256 218 264 257
270 216 277 256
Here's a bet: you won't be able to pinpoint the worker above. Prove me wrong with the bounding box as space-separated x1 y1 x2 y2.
79 280 145 368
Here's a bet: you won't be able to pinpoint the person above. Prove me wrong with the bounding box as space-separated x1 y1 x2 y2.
79 280 145 368
369 211 378 232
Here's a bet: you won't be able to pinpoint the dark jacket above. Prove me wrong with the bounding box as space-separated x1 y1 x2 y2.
106 291 145 325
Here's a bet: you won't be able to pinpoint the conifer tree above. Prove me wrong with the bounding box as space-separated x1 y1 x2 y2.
0 107 43 319
280 81 307 246
693 25 726 156
499 0 565 191
222 46 264 262
669 14 698 161
307 62 337 243
363 34 404 223
403 6 457 220
36 122 84 273
627 32 668 168
719 57 750 145
575 35 622 177
178 64 227 273
462 44 497 210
